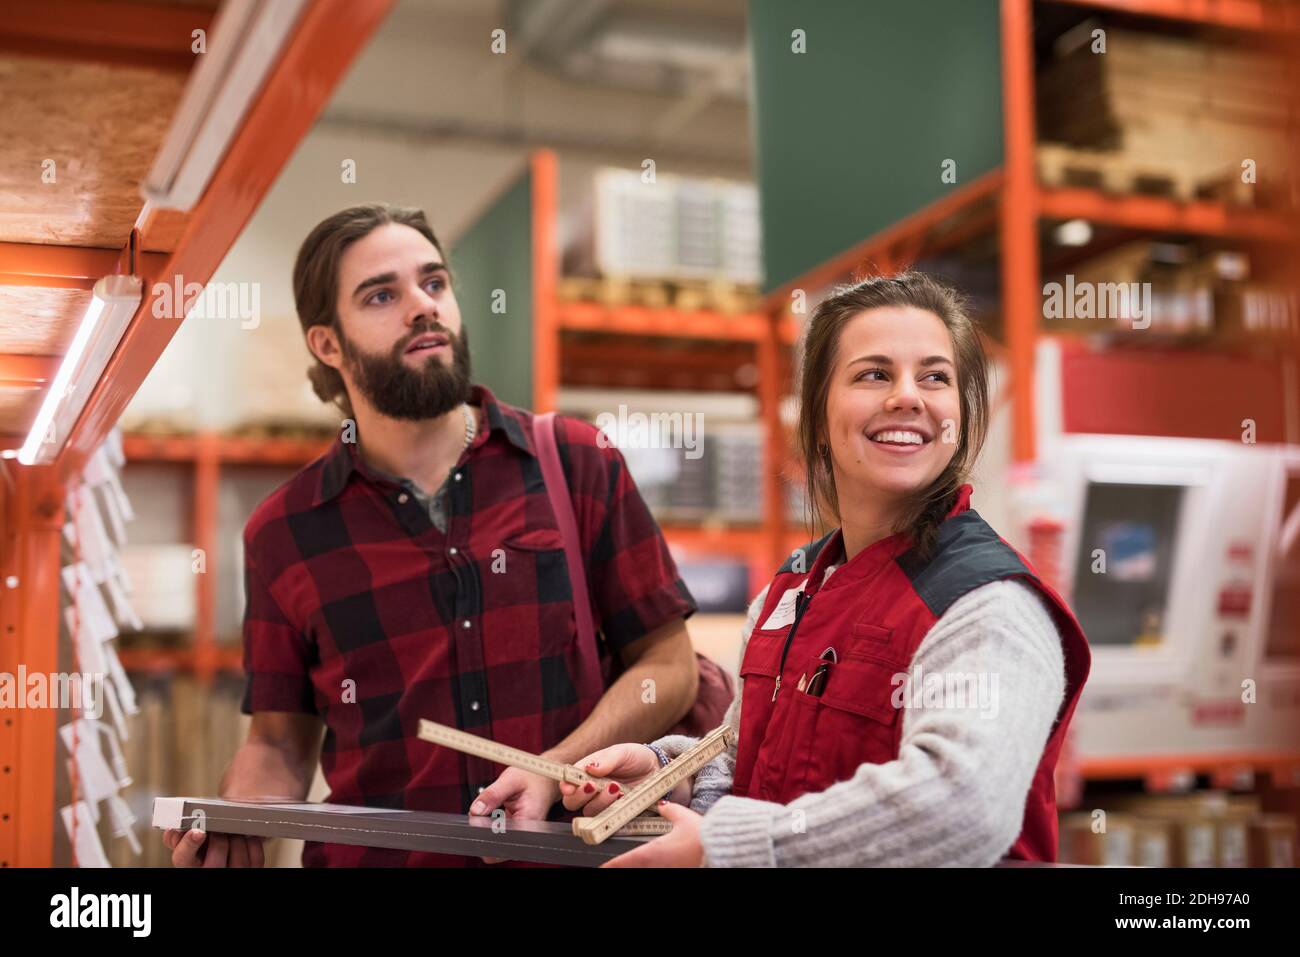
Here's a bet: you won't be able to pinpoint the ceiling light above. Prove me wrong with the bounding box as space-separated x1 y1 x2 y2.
142 0 309 210
18 276 143 466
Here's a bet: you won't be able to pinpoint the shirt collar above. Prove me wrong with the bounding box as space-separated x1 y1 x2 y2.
313 384 534 506
807 483 975 594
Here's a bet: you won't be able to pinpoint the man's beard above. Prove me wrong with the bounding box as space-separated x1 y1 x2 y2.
339 320 472 421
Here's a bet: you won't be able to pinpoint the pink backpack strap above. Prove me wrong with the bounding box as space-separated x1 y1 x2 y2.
532 413 601 682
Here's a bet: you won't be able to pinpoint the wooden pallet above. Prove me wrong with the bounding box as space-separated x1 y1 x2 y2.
1037 144 1202 201
558 276 760 315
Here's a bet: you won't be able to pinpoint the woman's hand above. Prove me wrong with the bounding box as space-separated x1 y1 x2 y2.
559 743 660 815
601 801 705 868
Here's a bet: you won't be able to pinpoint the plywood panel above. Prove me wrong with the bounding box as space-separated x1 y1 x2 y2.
0 285 89 354
0 54 187 246
0 386 42 434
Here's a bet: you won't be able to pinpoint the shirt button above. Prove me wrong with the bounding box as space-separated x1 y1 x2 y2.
453 472 462 482
470 701 480 712
449 547 457 556
462 620 471 629
397 493 409 504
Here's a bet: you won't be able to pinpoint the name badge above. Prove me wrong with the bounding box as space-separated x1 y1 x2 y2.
759 581 807 630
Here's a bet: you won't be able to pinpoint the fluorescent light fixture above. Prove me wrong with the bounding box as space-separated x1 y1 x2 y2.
18 275 143 466
1053 219 1093 247
142 0 308 210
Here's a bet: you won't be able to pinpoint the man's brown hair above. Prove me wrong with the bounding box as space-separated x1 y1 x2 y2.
293 203 448 418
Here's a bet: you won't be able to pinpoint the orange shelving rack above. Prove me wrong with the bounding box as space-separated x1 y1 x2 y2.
758 0 1300 790
0 0 393 867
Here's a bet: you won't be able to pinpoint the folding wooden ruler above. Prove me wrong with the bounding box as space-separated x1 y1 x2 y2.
572 723 737 845
418 719 674 837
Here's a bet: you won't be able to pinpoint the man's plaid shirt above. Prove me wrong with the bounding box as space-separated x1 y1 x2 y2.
240 385 697 865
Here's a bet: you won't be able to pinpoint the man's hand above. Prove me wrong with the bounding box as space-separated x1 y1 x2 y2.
163 829 266 868
469 766 562 863
601 801 704 868
163 713 321 868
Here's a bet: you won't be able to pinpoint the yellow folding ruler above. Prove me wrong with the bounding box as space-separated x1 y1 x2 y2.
572 723 737 845
418 719 673 837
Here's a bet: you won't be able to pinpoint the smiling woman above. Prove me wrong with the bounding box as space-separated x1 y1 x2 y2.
798 273 989 561
560 273 1093 868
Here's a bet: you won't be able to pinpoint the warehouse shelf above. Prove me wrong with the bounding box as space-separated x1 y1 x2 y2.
0 0 391 865
1079 751 1300 791
558 300 769 342
121 431 331 693
1038 186 1299 242
122 432 332 466
1050 0 1300 33
761 0 1300 826
520 151 791 573
766 0 1300 466
117 644 243 676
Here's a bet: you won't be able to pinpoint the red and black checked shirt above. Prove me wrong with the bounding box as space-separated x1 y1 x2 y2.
240 384 697 866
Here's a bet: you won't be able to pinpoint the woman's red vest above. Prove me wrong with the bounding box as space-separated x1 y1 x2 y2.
731 485 1091 861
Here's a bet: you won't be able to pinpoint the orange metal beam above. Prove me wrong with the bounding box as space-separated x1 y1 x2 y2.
1077 751 1300 787
762 169 1004 312
0 464 64 867
531 150 559 414
0 242 168 289
0 355 58 389
55 0 396 482
121 432 331 467
758 318 786 573
1001 0 1041 464
191 435 220 686
559 301 769 342
1047 0 1300 33
1038 186 1300 242
116 645 244 675
0 0 210 72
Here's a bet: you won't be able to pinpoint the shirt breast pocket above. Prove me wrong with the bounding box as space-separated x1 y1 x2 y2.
484 527 579 659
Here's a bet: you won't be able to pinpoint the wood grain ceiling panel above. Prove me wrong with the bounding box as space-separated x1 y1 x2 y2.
0 285 90 354
0 54 187 246
0 387 42 436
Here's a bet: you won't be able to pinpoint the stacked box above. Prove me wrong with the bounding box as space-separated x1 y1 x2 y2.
591 169 762 284
1060 812 1137 865
711 422 763 522
1037 28 1292 203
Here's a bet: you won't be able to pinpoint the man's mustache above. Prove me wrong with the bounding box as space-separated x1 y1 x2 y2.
395 321 457 356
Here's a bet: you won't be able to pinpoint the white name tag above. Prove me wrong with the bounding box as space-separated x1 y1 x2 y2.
759 582 807 630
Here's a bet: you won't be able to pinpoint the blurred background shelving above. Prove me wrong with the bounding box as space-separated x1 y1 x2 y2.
4 0 1297 867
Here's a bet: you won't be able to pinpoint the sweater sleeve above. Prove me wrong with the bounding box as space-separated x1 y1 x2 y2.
649 583 769 814
697 578 1067 868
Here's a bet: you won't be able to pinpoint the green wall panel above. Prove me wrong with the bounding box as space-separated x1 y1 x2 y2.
449 168 534 409
748 0 1004 292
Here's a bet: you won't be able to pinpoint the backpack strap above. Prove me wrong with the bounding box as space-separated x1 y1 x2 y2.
532 413 601 677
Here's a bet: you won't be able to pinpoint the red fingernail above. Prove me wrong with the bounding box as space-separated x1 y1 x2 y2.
583 783 595 794
608 783 619 794
587 762 599 768
658 799 668 806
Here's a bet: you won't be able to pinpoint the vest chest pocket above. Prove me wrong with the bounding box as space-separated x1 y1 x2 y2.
786 654 905 797
846 620 897 659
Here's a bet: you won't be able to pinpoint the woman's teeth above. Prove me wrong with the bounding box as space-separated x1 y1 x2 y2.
871 430 924 445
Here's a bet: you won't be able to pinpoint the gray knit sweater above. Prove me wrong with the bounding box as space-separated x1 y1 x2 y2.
652 574 1066 867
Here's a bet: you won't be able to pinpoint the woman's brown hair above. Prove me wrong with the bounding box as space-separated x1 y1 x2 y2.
796 272 990 559
292 203 448 419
